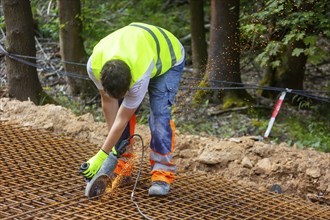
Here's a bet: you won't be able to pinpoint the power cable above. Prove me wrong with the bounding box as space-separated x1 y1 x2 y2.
1 44 329 103
129 134 153 220
182 76 330 94
290 91 330 103
8 52 87 67
0 44 90 80
181 77 330 103
181 86 330 103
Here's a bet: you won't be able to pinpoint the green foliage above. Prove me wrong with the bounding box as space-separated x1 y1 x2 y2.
286 118 330 152
31 0 59 39
29 0 189 54
0 16 5 29
292 95 312 110
240 0 330 67
136 105 150 125
81 0 190 54
253 110 330 152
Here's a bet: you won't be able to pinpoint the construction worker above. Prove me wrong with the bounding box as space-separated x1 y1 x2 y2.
81 22 185 196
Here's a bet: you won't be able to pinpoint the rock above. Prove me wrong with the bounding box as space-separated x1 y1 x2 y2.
197 150 241 166
78 113 94 122
278 142 289 148
229 137 241 143
254 158 272 175
200 137 208 141
176 141 191 150
306 168 321 178
252 142 275 157
240 138 255 149
42 122 54 130
179 149 197 158
242 156 253 169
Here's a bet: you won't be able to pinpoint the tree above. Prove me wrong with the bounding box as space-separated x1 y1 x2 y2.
189 0 208 77
257 1 311 98
57 0 93 97
1 0 43 104
204 0 251 107
241 0 329 99
260 40 307 98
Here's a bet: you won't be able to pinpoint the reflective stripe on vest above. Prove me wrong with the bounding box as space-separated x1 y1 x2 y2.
156 27 176 67
129 24 177 77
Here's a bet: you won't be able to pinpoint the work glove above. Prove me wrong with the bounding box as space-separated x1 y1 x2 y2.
79 138 130 180
81 149 108 179
112 138 130 158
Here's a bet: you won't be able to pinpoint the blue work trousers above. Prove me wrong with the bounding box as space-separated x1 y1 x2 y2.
148 61 184 182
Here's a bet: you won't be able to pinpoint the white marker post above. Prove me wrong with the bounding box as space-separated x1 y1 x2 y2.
264 89 291 139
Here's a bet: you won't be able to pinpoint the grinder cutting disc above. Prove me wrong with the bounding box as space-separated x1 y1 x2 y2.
85 174 110 198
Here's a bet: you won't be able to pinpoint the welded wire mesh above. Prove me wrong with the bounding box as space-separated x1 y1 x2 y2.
1 122 329 219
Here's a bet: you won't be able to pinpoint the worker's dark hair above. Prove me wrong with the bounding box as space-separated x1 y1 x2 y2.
100 60 131 99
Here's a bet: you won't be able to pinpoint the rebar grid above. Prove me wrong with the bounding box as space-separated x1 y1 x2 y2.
1 122 329 220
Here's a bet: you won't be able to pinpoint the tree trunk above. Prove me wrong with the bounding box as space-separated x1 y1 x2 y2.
205 0 251 107
1 0 43 104
261 40 307 98
189 0 208 77
57 0 92 97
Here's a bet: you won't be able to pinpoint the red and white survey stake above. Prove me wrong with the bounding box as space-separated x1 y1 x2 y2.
264 89 292 139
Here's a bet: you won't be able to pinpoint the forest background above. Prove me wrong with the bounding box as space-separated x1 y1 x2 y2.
0 0 329 151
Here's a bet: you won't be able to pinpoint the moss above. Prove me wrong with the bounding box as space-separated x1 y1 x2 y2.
222 94 249 109
251 118 263 127
192 79 212 106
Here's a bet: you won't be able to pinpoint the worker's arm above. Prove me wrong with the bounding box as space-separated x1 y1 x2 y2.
101 105 137 154
100 90 118 130
81 94 136 179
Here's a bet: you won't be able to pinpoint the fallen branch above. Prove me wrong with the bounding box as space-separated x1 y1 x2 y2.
207 105 271 116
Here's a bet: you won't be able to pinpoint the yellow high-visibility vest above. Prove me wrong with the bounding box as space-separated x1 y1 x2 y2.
91 22 184 87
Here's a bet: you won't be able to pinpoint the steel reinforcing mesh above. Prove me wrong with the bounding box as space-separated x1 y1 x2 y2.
1 122 329 219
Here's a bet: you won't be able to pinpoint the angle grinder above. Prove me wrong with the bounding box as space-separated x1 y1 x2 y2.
80 138 130 199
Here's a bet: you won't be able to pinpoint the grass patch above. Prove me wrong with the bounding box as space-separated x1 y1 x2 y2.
286 117 330 152
176 106 330 152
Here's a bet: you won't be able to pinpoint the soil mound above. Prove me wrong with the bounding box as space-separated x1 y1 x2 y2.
1 98 329 205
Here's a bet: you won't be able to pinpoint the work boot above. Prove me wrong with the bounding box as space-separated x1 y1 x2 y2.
148 181 170 196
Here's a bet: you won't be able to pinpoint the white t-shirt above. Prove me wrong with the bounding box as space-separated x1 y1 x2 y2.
87 57 153 109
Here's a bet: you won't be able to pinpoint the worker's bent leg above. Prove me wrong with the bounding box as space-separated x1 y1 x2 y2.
149 117 176 184
148 62 184 184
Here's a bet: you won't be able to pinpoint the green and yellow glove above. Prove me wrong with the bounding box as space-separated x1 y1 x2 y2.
112 138 130 157
82 149 108 179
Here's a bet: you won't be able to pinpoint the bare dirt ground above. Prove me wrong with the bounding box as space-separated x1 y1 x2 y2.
1 97 329 206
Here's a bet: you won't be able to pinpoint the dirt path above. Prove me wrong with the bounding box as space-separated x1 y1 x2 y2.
1 98 329 205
